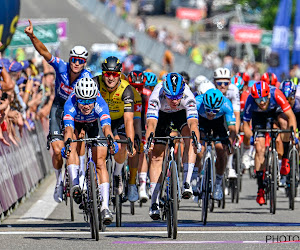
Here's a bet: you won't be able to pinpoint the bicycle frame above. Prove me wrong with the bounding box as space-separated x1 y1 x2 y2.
200 143 214 196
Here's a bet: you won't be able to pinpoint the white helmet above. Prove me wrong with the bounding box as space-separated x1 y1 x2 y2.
74 78 98 99
69 46 89 60
194 75 210 86
214 67 231 80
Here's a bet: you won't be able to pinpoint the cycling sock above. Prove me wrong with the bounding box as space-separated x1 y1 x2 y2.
183 163 188 183
256 171 264 189
114 162 124 176
138 172 147 191
55 169 62 185
67 164 79 186
150 182 161 205
79 155 85 176
100 182 110 211
185 163 195 184
226 154 233 169
215 174 223 185
282 142 289 159
129 167 138 185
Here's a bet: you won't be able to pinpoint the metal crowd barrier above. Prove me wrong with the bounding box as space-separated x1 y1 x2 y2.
0 120 52 217
76 0 213 79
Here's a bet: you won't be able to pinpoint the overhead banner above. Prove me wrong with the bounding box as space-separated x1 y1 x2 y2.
292 0 300 65
268 0 292 81
234 28 262 44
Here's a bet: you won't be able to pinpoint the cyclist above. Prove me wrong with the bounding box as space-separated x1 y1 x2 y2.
193 75 215 96
126 70 144 202
144 72 201 220
243 81 297 205
93 56 136 196
62 77 117 224
196 88 236 200
261 72 280 88
24 19 92 203
213 68 240 179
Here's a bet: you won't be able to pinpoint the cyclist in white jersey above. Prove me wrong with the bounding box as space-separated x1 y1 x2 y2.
144 73 201 220
213 68 240 179
194 75 215 96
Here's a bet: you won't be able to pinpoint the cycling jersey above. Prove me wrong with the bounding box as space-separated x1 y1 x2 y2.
240 89 250 113
141 88 152 129
48 55 92 103
93 75 134 120
63 91 111 129
243 86 291 122
147 82 198 120
196 94 236 126
131 86 142 120
226 84 240 112
292 96 300 114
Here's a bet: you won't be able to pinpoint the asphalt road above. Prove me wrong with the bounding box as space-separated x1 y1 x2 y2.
2 0 300 249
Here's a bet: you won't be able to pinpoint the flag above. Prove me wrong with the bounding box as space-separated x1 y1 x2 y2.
268 0 292 81
292 0 300 65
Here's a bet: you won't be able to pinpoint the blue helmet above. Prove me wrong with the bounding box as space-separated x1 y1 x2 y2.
203 88 224 110
163 72 185 97
144 72 158 87
279 80 296 98
231 76 244 91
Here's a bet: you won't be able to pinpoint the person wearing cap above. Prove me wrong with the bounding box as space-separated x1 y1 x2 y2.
25 19 93 203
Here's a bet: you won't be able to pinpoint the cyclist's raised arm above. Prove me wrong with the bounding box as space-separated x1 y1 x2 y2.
24 19 52 62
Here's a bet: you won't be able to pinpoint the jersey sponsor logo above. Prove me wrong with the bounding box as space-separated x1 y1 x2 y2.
95 103 103 114
124 96 133 103
100 114 110 121
115 93 120 96
63 114 74 121
60 83 73 95
135 104 142 112
70 107 75 113
186 99 196 108
149 100 159 108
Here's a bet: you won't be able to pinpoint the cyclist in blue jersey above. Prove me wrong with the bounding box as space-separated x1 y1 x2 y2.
25 19 92 203
196 88 236 200
62 77 118 224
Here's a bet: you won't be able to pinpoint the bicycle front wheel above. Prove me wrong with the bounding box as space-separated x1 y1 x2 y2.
202 158 211 225
270 150 277 214
89 162 99 241
171 161 178 239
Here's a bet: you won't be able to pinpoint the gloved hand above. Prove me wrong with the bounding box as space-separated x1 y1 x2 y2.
61 147 67 158
295 137 299 145
113 141 119 154
196 142 202 153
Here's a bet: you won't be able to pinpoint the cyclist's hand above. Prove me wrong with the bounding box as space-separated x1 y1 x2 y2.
128 147 136 157
61 146 70 159
144 142 154 154
294 137 299 146
24 19 34 38
113 141 119 154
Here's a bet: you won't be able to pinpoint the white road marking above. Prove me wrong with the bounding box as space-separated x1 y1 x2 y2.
67 0 83 10
18 179 58 222
1 230 300 235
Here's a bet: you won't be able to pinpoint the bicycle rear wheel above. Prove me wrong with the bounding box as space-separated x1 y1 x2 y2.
202 158 211 225
89 162 99 241
171 161 178 239
235 147 241 202
270 150 277 214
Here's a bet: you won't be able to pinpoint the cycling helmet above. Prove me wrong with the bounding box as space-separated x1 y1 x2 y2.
69 46 88 60
102 56 122 72
261 72 278 86
74 77 98 99
194 75 210 86
144 72 158 87
251 81 270 99
214 67 231 80
279 80 296 98
237 72 250 83
163 72 185 97
231 76 244 91
203 88 224 110
128 70 146 87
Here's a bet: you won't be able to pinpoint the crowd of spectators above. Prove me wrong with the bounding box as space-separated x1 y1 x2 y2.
0 44 55 147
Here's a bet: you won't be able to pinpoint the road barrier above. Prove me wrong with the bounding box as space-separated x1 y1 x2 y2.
76 0 213 79
0 120 52 218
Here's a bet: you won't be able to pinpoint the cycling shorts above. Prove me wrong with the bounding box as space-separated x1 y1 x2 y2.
154 110 187 145
75 119 106 147
49 101 64 142
111 117 126 137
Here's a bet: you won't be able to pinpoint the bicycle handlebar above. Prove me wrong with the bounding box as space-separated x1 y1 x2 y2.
200 135 232 154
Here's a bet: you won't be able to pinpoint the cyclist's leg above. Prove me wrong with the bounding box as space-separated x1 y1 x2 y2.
77 129 86 190
49 102 64 203
278 113 291 176
138 132 149 202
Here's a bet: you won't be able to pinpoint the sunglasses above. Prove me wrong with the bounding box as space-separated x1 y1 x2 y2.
165 93 183 100
70 57 86 64
205 107 220 115
254 96 269 104
77 98 96 105
216 81 230 86
103 71 121 78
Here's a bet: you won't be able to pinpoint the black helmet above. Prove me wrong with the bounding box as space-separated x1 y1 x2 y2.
102 56 122 72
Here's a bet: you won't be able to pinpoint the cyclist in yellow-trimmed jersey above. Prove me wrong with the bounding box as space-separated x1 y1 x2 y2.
93 56 136 196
